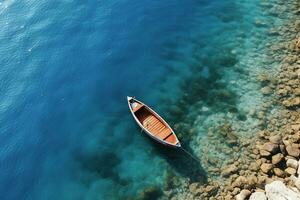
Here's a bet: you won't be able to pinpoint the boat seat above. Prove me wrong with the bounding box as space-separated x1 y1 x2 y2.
155 128 172 140
132 104 144 113
163 132 173 140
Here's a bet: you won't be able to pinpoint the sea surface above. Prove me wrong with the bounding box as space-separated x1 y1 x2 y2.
0 0 283 199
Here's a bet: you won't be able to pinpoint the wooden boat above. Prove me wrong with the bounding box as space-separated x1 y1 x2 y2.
127 96 181 148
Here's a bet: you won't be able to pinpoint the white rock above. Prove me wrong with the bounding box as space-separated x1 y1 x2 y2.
249 192 267 200
287 159 299 169
265 181 300 200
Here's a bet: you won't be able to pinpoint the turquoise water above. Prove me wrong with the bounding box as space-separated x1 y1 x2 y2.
0 0 286 199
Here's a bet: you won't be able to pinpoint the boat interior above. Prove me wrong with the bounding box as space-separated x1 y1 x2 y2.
130 100 177 145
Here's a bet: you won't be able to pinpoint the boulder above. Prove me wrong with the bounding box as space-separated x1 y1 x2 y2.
286 159 299 169
265 181 300 199
260 163 273 174
261 142 279 154
286 145 300 158
249 192 267 200
272 153 284 165
269 135 281 144
236 189 251 200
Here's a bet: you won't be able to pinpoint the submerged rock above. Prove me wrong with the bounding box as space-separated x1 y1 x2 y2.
232 176 248 188
221 164 238 177
261 86 272 95
249 192 267 200
265 181 300 200
189 183 200 195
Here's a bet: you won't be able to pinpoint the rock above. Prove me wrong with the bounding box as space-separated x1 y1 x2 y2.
232 187 241 195
261 142 279 154
283 97 300 107
269 135 281 144
249 192 267 200
261 86 272 95
279 145 287 155
265 181 300 199
225 194 233 200
277 89 288 97
291 124 300 131
260 163 273 174
257 176 267 185
272 153 284 165
286 159 299 169
204 185 217 195
232 176 248 188
221 164 238 177
260 149 271 157
274 168 285 177
286 145 300 158
236 189 251 200
189 183 200 195
285 167 296 176
249 162 259 171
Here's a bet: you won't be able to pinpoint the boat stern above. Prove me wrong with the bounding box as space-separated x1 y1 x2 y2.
175 142 181 148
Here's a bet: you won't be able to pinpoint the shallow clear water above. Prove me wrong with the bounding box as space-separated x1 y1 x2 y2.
0 0 284 199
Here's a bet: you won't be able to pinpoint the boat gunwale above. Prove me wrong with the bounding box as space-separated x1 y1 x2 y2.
127 96 181 148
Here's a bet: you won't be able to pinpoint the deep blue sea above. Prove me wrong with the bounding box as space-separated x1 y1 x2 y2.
0 0 271 199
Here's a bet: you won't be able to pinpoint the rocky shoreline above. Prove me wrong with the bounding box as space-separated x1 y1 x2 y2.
160 0 300 199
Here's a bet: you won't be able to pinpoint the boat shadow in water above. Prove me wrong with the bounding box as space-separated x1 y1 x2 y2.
142 131 208 183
